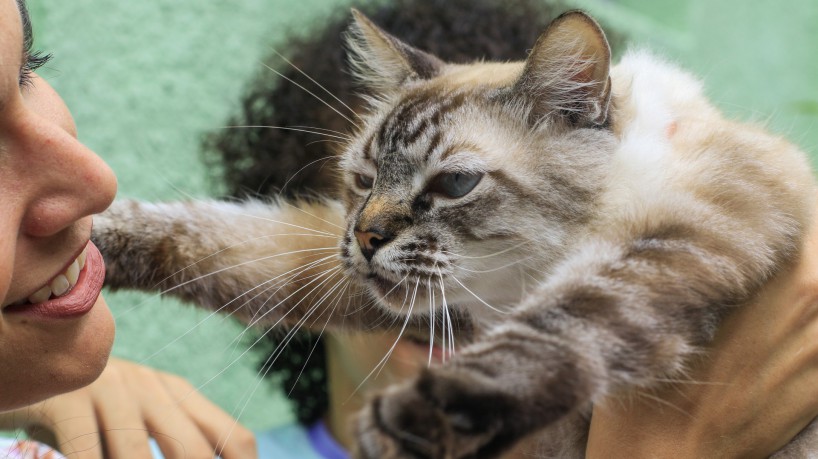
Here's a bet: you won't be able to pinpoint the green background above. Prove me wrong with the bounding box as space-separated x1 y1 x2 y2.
24 0 818 430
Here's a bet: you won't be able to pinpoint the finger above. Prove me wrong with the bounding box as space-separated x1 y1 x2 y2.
90 372 153 459
159 374 257 459
35 396 104 459
134 374 215 459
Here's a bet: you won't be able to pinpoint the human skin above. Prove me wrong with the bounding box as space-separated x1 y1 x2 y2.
0 0 117 411
325 331 448 451
586 203 818 458
0 2 257 457
1 357 258 459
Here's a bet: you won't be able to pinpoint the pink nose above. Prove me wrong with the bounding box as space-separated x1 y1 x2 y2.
354 229 390 261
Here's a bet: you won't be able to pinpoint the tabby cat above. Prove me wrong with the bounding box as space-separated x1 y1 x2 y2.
93 10 818 458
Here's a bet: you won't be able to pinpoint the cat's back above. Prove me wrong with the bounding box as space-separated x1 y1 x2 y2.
602 51 815 243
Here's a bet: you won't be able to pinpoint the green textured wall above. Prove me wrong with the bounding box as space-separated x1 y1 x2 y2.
25 0 818 431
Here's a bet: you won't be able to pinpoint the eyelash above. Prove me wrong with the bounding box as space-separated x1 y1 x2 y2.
19 49 53 89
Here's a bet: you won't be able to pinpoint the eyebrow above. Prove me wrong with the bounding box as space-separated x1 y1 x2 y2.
17 0 34 51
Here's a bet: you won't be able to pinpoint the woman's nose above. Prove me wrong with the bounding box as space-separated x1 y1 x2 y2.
16 110 117 238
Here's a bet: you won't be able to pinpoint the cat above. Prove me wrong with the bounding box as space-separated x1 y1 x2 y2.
93 10 818 458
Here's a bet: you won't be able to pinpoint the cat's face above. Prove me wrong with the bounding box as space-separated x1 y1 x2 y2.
338 11 615 320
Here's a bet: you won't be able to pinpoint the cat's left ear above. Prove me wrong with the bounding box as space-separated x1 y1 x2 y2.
515 11 612 126
345 9 444 93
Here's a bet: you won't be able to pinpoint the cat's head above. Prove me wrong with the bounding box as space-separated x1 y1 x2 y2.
338 10 617 320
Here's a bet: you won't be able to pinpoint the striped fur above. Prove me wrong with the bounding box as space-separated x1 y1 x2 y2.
92 10 817 458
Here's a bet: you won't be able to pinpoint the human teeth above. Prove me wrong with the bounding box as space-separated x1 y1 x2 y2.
50 274 70 296
23 250 87 305
28 285 52 304
66 260 80 285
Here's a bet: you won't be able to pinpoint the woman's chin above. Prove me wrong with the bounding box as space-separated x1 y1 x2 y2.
53 295 116 393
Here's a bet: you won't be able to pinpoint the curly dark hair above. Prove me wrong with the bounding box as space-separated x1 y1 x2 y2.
206 0 624 425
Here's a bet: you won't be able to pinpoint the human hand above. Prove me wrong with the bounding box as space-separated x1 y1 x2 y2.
0 357 257 459
586 211 818 457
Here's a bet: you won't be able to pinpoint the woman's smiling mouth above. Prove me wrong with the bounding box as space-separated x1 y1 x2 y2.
3 241 106 318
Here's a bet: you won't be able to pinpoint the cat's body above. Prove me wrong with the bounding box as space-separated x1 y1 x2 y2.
94 11 817 458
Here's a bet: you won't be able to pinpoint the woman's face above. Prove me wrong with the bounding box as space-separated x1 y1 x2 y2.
0 0 117 410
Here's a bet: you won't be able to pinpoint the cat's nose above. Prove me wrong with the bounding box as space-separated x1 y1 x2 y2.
354 227 392 262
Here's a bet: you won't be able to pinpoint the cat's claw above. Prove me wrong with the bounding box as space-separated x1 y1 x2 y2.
354 367 518 459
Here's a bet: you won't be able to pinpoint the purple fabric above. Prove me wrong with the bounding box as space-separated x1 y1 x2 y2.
307 420 349 459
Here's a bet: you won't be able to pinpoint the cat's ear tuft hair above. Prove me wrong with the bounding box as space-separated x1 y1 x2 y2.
515 10 612 126
345 9 444 93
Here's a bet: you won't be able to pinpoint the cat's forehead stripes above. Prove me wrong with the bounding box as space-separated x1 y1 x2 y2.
366 89 470 166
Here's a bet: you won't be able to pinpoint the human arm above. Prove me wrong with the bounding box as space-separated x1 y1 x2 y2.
586 212 818 457
0 357 257 459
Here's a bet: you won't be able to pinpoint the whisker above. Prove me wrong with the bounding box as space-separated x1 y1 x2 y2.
158 247 339 300
351 277 419 397
442 240 530 259
428 274 436 367
279 200 346 231
449 274 510 315
223 256 344 351
267 48 361 121
259 61 358 126
436 266 455 361
222 124 350 141
277 155 343 199
186 266 345 396
290 125 350 137
215 271 350 452
455 256 535 274
138 254 340 364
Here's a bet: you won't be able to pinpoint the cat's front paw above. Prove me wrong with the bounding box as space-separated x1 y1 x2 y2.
354 367 518 459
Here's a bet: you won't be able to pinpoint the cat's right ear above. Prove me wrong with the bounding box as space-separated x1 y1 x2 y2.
345 9 444 93
514 11 612 127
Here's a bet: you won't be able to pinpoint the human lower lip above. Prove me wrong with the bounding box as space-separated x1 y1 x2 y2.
4 242 105 318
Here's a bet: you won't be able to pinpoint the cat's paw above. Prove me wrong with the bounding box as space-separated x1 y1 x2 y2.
354 366 519 459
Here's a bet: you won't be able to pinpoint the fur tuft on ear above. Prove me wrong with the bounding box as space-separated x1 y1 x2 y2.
515 10 612 126
345 9 444 93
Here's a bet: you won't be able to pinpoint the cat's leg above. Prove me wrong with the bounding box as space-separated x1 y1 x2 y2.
354 202 811 459
92 198 363 328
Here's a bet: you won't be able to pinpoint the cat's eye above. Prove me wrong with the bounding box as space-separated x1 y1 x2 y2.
427 172 483 199
355 173 374 190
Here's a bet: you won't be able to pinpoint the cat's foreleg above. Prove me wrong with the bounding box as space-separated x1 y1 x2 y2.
92 198 353 327
355 207 808 459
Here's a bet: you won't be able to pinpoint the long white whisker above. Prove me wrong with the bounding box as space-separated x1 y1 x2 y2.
159 248 339 298
442 240 530 259
227 269 349 413
428 275 436 367
280 200 346 231
198 203 338 236
225 256 345 351
276 155 342 199
290 125 350 137
187 266 344 395
351 277 419 397
222 124 350 141
374 278 420 379
259 62 357 125
456 257 534 274
449 274 510 315
267 48 361 121
139 254 339 364
437 266 455 361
